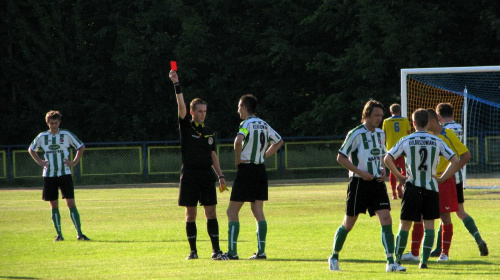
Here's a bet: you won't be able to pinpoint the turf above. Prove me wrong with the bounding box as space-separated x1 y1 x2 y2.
0 181 498 279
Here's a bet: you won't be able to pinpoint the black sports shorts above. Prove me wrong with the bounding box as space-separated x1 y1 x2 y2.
400 182 440 222
345 177 391 217
456 182 465 204
43 175 75 201
230 163 268 202
178 168 217 207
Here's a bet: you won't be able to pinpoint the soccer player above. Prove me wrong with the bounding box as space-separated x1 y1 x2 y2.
224 94 283 260
382 103 411 200
328 100 405 272
385 108 460 269
401 105 488 261
432 103 488 257
28 110 90 242
169 70 228 261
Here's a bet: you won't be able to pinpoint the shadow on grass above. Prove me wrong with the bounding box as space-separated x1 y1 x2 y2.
0 277 40 279
268 258 387 263
91 239 250 243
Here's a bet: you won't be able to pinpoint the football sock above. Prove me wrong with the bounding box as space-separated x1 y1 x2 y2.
256 220 267 255
228 221 240 256
395 230 409 262
381 225 395 264
411 223 424 256
207 218 220 252
51 208 62 236
69 207 82 236
434 223 443 252
442 224 453 255
186 221 197 253
331 225 349 259
462 216 483 243
421 229 435 264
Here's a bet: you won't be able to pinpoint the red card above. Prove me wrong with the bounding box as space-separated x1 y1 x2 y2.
170 61 177 71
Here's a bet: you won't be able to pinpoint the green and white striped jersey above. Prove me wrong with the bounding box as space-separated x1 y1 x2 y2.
338 124 386 178
443 121 465 183
443 121 463 141
237 116 282 165
30 129 84 177
388 131 455 192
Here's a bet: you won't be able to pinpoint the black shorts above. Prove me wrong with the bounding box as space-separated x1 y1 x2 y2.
230 163 268 202
345 177 391 217
43 175 75 201
178 168 217 207
456 182 465 204
400 182 440 222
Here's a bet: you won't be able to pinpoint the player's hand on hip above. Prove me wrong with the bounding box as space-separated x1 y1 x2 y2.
359 171 374 181
169 70 179 83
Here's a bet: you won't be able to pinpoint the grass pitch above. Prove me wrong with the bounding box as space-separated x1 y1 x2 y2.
0 180 498 279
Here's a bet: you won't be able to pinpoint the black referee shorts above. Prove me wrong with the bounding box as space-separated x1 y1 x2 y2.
42 175 75 201
345 177 391 217
400 182 440 222
178 168 217 207
230 163 268 202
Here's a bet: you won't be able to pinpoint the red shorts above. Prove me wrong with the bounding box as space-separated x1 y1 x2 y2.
438 177 458 213
393 156 405 170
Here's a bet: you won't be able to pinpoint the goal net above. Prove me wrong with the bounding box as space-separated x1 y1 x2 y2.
401 66 500 189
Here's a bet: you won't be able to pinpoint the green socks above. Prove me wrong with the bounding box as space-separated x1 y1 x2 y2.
51 208 62 236
381 225 395 264
434 223 442 251
395 230 409 262
228 221 240 256
462 216 482 243
421 229 435 264
256 220 267 255
69 207 82 236
331 225 349 259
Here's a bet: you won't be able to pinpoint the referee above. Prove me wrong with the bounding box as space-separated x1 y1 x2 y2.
169 70 228 261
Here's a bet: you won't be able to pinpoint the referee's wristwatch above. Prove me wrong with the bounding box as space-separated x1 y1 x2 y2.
218 175 225 179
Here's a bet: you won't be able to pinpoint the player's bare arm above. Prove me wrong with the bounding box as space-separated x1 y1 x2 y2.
384 154 407 185
28 148 48 167
265 140 284 159
234 134 247 167
337 153 374 181
64 146 85 167
435 155 460 183
169 70 186 118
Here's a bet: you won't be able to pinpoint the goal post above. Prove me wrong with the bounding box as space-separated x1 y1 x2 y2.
401 66 500 189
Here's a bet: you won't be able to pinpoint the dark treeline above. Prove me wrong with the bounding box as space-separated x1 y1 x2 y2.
2 0 500 145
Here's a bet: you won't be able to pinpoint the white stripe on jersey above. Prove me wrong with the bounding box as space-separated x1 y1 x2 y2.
30 129 84 177
238 116 281 165
388 131 455 192
443 121 465 183
338 124 386 178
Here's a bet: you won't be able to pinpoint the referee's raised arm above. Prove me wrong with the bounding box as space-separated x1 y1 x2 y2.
169 70 186 119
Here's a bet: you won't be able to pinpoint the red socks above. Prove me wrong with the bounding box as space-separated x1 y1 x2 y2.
442 224 453 255
411 223 424 256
